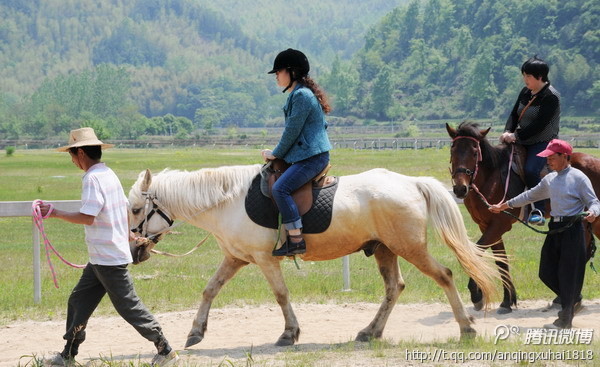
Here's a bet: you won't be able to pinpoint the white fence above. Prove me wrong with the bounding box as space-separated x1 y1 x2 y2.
1 200 81 303
1 200 355 303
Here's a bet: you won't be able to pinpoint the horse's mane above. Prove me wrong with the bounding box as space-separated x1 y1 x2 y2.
455 121 507 168
141 164 262 219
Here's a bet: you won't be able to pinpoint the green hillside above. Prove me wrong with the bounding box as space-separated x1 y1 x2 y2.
0 0 405 139
0 0 598 141
334 0 600 121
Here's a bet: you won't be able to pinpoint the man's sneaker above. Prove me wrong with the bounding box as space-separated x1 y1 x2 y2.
528 210 545 226
151 350 179 367
43 352 74 366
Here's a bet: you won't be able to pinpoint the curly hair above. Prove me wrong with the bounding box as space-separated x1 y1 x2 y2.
298 75 332 114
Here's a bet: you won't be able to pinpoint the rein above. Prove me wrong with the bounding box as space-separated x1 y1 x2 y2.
150 233 212 257
470 191 597 271
32 200 86 288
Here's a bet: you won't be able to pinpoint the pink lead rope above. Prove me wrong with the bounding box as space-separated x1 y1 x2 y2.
32 200 86 288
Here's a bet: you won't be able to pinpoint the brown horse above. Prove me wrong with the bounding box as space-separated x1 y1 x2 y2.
447 121 600 314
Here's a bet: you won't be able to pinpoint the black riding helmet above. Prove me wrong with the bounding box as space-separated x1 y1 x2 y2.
268 48 310 92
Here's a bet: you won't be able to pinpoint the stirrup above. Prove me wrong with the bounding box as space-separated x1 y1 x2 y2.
528 209 545 226
272 234 306 256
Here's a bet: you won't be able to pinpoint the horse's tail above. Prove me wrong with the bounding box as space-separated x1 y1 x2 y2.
415 178 502 310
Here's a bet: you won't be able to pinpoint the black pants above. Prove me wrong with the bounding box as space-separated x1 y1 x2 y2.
539 220 587 326
62 263 165 357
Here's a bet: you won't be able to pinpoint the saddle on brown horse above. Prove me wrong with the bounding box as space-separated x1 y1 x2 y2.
260 158 334 215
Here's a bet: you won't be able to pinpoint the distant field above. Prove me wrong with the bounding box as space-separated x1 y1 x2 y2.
1 147 599 325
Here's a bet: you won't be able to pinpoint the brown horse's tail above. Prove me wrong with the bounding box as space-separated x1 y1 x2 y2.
415 178 503 310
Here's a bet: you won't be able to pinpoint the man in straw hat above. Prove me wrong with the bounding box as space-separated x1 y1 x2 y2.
490 139 600 329
39 128 178 366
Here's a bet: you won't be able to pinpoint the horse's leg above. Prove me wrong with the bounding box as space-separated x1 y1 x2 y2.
254 258 300 346
467 230 488 310
356 244 404 341
407 251 476 338
491 241 517 314
185 256 248 348
470 225 516 314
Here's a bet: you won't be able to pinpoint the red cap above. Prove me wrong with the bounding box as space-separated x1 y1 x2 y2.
537 139 573 157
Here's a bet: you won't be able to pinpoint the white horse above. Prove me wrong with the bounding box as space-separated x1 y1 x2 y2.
128 164 503 348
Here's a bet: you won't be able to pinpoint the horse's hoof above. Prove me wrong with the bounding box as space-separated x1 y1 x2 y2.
473 300 484 311
460 327 477 340
497 306 512 315
275 337 295 346
185 335 203 348
355 331 372 342
275 328 300 346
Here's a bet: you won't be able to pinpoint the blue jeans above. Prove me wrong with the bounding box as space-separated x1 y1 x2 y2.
272 152 330 230
524 141 548 212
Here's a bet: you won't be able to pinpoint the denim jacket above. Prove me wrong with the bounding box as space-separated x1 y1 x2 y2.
272 83 332 163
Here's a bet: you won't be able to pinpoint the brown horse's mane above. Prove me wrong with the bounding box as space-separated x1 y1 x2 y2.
455 121 508 170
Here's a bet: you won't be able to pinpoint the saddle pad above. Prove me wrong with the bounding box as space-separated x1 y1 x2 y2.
244 173 339 233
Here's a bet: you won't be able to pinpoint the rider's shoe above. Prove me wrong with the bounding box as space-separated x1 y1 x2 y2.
528 210 545 226
272 235 306 256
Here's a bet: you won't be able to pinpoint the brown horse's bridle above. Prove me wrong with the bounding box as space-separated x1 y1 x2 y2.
450 136 482 186
451 135 515 206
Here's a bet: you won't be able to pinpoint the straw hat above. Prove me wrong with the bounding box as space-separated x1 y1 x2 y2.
56 127 114 152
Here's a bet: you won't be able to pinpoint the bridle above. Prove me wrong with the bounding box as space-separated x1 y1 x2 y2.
132 191 177 243
450 135 482 187
450 134 515 206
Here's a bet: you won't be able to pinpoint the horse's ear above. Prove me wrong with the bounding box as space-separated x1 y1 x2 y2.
141 169 152 192
481 127 491 137
445 123 457 138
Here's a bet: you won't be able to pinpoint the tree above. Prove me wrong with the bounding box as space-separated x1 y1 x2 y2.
370 66 394 119
194 107 221 134
92 19 166 67
463 50 499 115
322 56 359 114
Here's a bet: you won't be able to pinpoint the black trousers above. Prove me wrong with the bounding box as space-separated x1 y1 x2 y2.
539 220 587 325
62 263 164 357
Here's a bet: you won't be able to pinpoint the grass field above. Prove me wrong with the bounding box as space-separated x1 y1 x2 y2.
1 146 600 326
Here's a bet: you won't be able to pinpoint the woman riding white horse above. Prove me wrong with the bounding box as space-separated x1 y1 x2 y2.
128 164 504 348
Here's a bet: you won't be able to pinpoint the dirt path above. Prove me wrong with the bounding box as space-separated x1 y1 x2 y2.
2 299 599 366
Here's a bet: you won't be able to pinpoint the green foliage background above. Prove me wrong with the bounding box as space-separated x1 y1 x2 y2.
346 0 600 121
0 0 598 140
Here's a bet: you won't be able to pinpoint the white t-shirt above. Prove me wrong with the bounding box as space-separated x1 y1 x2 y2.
80 163 133 265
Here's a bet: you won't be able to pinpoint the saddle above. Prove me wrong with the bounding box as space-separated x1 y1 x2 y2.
508 144 527 183
260 158 335 215
506 143 553 221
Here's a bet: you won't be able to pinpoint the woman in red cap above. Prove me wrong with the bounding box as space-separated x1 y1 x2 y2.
489 139 600 329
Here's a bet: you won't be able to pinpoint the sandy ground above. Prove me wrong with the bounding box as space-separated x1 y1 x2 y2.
2 299 599 366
